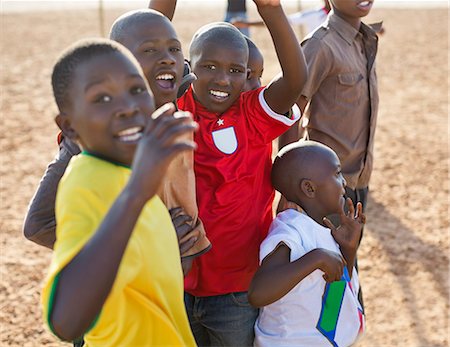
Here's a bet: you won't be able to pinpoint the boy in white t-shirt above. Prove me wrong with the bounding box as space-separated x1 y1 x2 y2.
248 140 365 347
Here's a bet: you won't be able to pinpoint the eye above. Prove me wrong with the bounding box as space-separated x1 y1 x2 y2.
230 67 245 74
94 94 112 103
205 64 216 70
144 47 157 53
131 86 146 95
170 46 181 52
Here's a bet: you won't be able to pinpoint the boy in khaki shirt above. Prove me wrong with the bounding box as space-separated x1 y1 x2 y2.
280 0 381 309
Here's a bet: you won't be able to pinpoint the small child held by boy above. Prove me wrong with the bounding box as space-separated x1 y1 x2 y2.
249 140 365 347
41 38 197 346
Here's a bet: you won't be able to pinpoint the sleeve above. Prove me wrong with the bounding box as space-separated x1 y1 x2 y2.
300 37 333 100
243 87 301 145
41 185 106 338
22 138 78 248
259 218 305 264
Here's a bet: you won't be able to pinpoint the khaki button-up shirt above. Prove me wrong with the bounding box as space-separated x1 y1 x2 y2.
301 12 379 189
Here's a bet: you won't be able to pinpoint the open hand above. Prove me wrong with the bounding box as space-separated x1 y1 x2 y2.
323 198 365 253
129 103 197 202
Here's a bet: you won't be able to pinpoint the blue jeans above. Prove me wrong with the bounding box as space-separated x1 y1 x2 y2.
185 292 259 346
224 10 250 37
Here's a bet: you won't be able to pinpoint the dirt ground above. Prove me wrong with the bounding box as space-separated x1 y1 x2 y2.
0 3 448 347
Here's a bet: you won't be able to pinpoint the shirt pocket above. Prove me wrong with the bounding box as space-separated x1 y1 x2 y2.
336 72 364 106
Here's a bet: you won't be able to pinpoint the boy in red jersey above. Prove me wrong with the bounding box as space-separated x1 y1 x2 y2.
150 0 307 345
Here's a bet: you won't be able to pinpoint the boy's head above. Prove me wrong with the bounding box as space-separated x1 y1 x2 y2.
189 22 249 114
272 140 347 217
330 0 373 21
243 36 264 92
53 38 155 166
110 9 184 108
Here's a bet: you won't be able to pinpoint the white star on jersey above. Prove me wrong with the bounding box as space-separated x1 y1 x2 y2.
217 118 224 126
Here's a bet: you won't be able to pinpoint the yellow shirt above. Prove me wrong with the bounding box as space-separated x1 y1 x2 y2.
42 154 196 346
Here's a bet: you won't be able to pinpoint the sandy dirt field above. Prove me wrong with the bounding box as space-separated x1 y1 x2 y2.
0 3 448 346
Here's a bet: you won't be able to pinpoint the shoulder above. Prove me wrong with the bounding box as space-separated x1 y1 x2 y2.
302 28 334 59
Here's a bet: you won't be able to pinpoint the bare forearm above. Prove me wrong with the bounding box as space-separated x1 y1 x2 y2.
278 120 300 150
258 5 307 112
51 185 148 341
340 247 357 279
149 0 176 20
248 249 322 307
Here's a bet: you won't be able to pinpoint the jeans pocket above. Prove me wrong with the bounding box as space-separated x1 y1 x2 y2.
230 292 251 307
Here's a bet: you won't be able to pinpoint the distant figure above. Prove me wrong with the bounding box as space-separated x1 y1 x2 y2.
225 0 250 37
232 0 331 38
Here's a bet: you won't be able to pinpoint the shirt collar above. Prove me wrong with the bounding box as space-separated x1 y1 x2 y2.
328 11 361 45
81 150 131 169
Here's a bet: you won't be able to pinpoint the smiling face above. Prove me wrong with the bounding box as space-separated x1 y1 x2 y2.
331 0 374 28
63 51 155 166
190 37 248 114
116 15 184 108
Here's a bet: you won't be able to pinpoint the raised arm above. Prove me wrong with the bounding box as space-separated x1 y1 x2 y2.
148 0 177 20
23 137 80 249
248 244 346 308
50 104 197 341
254 0 307 114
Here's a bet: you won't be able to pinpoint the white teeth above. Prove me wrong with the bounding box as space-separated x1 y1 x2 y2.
358 1 370 6
117 127 143 142
209 90 229 98
156 73 174 80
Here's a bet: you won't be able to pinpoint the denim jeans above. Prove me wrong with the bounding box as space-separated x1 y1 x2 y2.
185 292 259 347
224 10 250 37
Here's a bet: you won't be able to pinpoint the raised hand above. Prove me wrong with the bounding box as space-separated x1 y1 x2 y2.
129 103 197 203
314 248 346 283
323 198 365 254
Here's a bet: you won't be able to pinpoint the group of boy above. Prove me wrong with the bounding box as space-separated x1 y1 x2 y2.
24 0 380 346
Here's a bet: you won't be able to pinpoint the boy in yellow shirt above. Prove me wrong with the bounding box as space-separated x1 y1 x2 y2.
42 38 197 346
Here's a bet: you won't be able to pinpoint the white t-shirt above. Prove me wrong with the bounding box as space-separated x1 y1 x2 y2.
254 209 364 347
288 7 329 35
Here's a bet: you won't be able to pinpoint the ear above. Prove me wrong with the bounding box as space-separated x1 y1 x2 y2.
55 112 78 142
300 179 316 198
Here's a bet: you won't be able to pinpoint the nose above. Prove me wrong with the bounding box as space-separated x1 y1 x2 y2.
215 69 230 87
342 175 347 188
158 50 176 65
115 97 139 119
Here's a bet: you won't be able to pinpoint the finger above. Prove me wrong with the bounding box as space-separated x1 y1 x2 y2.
355 202 363 219
149 113 195 139
172 214 193 228
169 206 183 218
346 198 355 217
175 224 193 240
151 102 176 120
322 217 336 231
158 122 198 147
179 237 197 255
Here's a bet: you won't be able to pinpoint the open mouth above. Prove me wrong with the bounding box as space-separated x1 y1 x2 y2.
115 126 143 143
209 89 230 100
155 73 176 90
357 1 372 9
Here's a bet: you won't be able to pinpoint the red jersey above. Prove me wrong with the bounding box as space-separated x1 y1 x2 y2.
178 87 300 296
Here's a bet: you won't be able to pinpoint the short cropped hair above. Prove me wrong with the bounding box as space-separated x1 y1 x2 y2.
109 9 167 43
51 38 137 111
189 22 248 61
